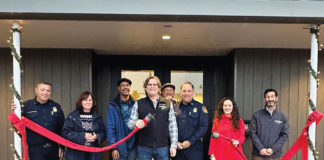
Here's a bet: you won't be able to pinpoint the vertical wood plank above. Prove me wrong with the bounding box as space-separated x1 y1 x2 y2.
234 51 245 119
243 51 254 120
23 51 36 100
61 52 71 114
52 52 62 106
279 53 290 155
297 53 308 160
70 52 81 111
5 51 14 160
288 53 299 160
316 54 324 157
33 52 42 86
79 51 91 92
271 53 281 106
252 50 264 113
0 52 8 160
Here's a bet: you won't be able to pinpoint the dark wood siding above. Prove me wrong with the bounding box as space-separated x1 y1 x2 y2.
0 48 92 159
234 48 324 160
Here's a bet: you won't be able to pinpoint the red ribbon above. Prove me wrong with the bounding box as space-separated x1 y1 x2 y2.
281 110 323 160
8 112 148 160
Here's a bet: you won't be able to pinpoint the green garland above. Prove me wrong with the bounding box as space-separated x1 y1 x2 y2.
310 24 321 51
307 24 321 160
10 144 22 160
9 26 23 160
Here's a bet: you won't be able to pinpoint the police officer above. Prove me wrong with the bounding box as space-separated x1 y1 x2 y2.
13 82 65 160
174 82 209 160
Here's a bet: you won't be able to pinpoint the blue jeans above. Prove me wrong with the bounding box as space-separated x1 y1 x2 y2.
137 145 169 160
119 147 138 160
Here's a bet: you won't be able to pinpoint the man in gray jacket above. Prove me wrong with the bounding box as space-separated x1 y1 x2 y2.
249 89 289 160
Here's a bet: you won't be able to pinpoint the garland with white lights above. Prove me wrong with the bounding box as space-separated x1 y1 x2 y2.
307 24 322 160
8 26 23 160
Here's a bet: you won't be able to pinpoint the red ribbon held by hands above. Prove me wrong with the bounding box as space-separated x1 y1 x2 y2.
211 131 248 160
8 112 155 160
281 110 323 160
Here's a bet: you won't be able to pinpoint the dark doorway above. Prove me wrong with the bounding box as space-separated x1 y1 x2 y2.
93 54 234 160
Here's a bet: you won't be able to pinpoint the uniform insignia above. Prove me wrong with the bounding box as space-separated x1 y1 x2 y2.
159 103 168 110
274 120 282 124
193 107 197 113
202 106 208 113
53 106 57 113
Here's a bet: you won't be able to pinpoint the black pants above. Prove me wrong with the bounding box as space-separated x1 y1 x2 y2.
174 142 203 160
28 144 59 160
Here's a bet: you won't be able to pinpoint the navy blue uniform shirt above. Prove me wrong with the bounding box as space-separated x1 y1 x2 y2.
176 99 209 145
23 98 65 148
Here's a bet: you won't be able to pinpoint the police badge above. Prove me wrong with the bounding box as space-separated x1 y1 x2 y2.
53 106 57 113
193 107 197 113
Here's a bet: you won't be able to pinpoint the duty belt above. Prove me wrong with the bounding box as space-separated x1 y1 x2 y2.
42 143 51 148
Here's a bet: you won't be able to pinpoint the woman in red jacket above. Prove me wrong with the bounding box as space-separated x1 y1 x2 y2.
208 97 246 160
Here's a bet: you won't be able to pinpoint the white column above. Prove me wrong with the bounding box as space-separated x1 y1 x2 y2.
12 22 22 160
308 26 318 160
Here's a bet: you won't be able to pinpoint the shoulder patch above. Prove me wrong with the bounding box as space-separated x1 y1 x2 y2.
202 106 208 113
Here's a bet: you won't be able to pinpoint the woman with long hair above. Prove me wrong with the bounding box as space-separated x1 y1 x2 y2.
208 97 246 160
62 91 106 160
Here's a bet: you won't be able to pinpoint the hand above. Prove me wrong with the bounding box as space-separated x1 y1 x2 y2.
260 148 269 156
91 132 97 141
59 148 64 160
170 147 177 157
177 142 183 150
85 133 95 142
135 120 146 129
111 149 120 160
210 154 216 160
182 141 191 149
11 101 17 110
232 139 239 147
266 148 274 155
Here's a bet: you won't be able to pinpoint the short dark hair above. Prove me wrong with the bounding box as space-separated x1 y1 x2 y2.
117 78 132 86
37 82 52 87
264 88 278 98
75 91 96 113
180 82 194 90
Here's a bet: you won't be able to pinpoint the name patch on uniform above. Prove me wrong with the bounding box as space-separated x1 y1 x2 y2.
202 106 208 113
274 120 282 124
159 103 168 110
193 107 197 113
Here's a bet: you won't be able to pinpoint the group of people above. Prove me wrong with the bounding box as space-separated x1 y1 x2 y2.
12 76 289 160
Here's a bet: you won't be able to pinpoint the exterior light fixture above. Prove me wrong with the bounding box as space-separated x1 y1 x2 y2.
162 34 171 40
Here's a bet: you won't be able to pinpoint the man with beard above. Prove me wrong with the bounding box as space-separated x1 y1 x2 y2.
249 89 289 160
106 78 137 160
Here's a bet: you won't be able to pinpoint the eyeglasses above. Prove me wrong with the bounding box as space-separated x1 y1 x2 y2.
147 83 158 87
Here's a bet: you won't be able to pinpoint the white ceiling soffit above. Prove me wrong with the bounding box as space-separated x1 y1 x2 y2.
0 20 323 56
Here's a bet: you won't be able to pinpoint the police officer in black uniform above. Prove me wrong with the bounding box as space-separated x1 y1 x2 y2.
14 82 65 160
174 82 209 160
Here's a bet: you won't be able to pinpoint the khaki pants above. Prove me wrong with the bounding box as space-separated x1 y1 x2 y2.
252 155 280 160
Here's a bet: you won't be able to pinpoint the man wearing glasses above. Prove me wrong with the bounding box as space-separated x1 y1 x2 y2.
128 76 178 160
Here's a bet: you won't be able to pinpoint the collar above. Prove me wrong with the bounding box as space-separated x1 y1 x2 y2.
33 97 51 105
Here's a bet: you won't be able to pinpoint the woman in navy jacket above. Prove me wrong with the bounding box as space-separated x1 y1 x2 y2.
62 91 106 160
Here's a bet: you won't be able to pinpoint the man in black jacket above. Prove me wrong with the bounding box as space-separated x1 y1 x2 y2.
249 89 289 160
